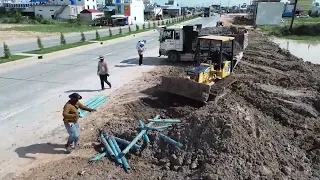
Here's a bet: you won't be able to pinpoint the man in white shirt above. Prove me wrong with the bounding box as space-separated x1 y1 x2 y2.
136 40 146 66
97 56 111 90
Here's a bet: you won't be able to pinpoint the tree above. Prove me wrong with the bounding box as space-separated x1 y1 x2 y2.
60 33 66 45
158 21 160 26
109 28 112 36
148 22 151 29
95 30 100 40
136 24 140 31
3 42 11 59
119 27 122 34
37 36 43 50
153 22 156 28
129 25 132 33
80 32 86 42
161 20 165 25
142 23 145 30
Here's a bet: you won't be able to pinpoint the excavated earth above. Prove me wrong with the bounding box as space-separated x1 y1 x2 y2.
20 30 320 180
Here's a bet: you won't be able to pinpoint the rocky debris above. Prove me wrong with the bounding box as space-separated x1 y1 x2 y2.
20 30 320 180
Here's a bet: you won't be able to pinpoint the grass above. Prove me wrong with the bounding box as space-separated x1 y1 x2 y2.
0 55 30 64
10 24 99 33
258 25 320 41
25 41 94 54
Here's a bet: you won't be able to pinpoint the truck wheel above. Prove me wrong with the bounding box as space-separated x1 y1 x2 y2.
168 52 180 62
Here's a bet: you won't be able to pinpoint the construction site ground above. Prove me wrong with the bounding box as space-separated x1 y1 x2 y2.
15 28 320 180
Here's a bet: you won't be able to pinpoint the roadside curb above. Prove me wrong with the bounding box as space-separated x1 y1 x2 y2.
0 17 201 72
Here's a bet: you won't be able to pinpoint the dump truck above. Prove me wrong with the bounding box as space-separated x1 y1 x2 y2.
204 7 210 17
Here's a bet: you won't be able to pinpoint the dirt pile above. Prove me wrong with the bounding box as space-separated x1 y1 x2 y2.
20 30 320 180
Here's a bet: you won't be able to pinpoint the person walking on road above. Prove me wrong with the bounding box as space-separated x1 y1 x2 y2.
62 93 96 153
136 40 146 66
97 55 111 90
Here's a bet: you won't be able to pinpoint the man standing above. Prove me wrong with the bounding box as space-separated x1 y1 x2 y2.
136 40 146 66
62 93 95 153
97 55 111 90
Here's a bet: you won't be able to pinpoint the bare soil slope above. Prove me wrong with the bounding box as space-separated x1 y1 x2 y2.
19 30 320 180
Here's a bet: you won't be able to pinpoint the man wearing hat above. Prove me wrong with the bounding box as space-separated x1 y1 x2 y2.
97 55 111 90
136 40 146 66
62 93 96 153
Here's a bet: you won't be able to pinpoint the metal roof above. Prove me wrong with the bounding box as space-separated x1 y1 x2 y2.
198 35 235 42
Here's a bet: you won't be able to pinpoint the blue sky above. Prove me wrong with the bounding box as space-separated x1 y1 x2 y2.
153 0 252 6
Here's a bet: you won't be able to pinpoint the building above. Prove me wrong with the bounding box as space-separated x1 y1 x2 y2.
113 0 144 25
32 4 84 19
79 8 103 22
161 0 181 16
253 2 284 25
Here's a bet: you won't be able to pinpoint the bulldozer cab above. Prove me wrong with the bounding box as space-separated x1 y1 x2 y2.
193 35 235 78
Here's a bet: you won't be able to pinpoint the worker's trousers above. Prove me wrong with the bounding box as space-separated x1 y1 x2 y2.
65 122 79 146
99 74 111 89
139 54 143 65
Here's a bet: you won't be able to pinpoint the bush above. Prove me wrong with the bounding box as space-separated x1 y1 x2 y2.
37 36 43 50
3 42 11 59
34 14 43 23
41 19 55 24
158 21 160 26
119 27 122 34
60 33 66 45
95 30 100 40
153 21 156 27
109 28 112 36
129 25 132 33
148 22 151 29
161 20 165 25
142 23 145 30
136 24 140 31
80 32 86 42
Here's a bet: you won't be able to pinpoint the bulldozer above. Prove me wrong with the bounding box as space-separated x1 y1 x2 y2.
160 35 239 103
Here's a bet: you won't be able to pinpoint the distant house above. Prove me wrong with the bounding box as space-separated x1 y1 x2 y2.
80 9 104 22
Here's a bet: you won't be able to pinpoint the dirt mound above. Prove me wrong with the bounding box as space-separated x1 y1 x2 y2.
20 30 320 180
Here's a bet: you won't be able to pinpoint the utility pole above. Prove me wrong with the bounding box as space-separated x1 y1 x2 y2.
289 0 298 32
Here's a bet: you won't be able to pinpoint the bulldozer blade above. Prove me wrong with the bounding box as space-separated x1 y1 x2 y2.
160 76 211 102
210 75 236 97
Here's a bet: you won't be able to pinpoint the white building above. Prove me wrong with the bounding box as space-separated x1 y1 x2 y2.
114 0 144 25
79 8 103 22
32 4 83 19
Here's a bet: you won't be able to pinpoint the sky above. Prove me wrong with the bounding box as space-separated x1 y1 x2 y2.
153 0 252 7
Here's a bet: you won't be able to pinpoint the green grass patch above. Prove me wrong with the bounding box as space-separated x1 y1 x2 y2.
0 55 30 64
10 24 99 33
258 24 320 41
25 41 94 54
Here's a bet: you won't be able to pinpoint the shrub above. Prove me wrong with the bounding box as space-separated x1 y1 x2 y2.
129 25 132 33
153 21 156 27
80 32 86 42
142 23 145 30
37 36 43 50
161 20 165 25
136 24 140 31
158 21 160 26
60 33 66 45
119 27 122 34
148 22 151 29
95 30 100 40
3 42 11 59
109 28 112 36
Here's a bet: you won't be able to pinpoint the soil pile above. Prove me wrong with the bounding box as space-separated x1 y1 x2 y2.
20 30 320 180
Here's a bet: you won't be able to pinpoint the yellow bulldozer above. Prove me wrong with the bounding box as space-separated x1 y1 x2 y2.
160 35 240 103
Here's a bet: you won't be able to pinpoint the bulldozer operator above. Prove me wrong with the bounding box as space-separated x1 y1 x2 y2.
210 49 232 70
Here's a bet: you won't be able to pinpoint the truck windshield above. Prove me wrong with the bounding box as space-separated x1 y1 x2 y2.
160 30 174 42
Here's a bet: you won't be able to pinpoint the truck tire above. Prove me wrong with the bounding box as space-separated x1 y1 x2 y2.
168 52 180 62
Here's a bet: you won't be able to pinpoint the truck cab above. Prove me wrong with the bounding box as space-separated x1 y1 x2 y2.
158 25 201 62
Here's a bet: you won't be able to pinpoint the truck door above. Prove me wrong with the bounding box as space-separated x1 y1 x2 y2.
174 31 182 51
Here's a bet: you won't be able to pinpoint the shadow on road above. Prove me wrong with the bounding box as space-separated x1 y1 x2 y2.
14 143 66 159
65 89 101 93
115 57 167 68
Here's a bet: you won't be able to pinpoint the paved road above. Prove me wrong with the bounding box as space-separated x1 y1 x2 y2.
0 16 219 179
0 17 187 57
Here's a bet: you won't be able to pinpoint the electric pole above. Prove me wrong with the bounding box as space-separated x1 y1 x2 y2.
289 0 298 32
